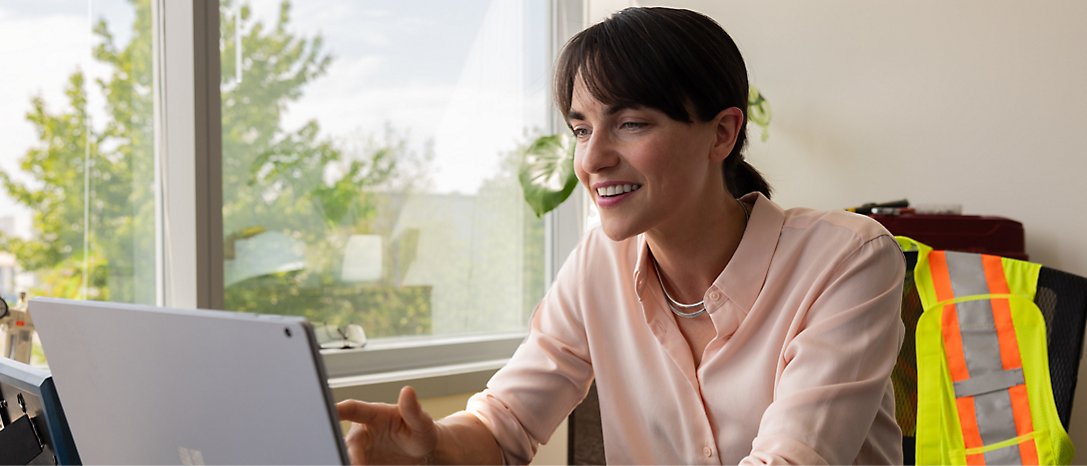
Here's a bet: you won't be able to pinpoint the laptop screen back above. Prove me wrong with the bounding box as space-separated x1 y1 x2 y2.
30 298 347 465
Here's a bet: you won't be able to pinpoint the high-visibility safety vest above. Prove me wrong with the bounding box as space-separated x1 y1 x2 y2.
897 237 1074 465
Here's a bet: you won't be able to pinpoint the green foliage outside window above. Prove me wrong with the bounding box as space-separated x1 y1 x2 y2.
0 0 547 337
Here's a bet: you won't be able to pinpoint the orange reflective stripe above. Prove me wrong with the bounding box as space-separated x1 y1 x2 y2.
929 251 956 302
958 396 987 465
982 255 1022 370
981 255 1010 295
1009 384 1039 464
983 254 1038 464
931 252 970 382
942 308 970 382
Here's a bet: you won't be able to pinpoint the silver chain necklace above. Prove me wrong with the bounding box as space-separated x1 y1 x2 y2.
652 198 751 320
652 254 708 319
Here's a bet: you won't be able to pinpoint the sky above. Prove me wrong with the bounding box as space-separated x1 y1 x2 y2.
0 0 551 238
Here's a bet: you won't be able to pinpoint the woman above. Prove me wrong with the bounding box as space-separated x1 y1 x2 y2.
337 7 905 464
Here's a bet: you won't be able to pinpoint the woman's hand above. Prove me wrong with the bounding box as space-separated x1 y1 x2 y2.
337 386 438 465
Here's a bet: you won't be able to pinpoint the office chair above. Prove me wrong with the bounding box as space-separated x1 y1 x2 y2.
567 254 1087 465
568 382 605 465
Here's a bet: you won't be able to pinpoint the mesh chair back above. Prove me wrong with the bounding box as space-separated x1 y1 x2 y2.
1035 266 1087 428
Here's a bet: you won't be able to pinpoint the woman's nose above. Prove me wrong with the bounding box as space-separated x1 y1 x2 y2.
578 132 620 174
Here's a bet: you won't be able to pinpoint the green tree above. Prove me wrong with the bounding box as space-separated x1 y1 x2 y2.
219 1 436 335
1 0 434 336
0 3 157 303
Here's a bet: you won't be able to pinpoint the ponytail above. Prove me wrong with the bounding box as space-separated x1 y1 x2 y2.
724 157 772 199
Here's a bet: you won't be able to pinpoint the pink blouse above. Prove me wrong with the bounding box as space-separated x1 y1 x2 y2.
467 193 906 464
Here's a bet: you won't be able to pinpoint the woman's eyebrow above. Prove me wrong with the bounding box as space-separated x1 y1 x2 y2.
606 103 640 115
566 103 641 122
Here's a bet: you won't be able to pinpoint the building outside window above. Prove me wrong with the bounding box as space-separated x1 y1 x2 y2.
0 0 558 365
219 0 550 340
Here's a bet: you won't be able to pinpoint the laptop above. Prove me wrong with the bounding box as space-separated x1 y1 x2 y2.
30 297 349 465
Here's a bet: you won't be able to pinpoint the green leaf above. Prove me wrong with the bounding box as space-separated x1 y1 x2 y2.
518 134 578 218
748 85 772 142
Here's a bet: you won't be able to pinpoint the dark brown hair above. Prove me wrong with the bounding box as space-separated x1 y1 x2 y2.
555 7 771 199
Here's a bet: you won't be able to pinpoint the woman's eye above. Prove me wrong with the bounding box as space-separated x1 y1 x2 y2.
620 121 647 130
572 127 591 138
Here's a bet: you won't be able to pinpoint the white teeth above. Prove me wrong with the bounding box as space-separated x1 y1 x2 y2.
596 184 642 197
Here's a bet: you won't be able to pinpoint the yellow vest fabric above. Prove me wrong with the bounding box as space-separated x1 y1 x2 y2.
897 237 1073 465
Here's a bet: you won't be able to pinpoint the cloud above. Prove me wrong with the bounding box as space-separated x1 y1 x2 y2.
0 12 90 222
272 1 550 195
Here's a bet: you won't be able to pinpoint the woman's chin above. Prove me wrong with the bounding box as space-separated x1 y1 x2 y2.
599 219 641 242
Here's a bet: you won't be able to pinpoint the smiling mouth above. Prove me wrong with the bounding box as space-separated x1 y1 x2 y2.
596 184 642 198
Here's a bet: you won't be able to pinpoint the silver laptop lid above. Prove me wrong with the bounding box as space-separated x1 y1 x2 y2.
30 297 348 465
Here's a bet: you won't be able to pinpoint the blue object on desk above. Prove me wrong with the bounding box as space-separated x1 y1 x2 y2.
0 357 81 465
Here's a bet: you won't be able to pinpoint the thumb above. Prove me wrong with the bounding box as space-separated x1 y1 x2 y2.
397 386 434 432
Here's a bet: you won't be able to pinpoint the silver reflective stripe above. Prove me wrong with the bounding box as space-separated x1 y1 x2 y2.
957 299 1003 376
943 251 1025 462
945 251 990 296
946 252 1005 378
954 368 1025 398
976 390 1022 463
984 442 1024 465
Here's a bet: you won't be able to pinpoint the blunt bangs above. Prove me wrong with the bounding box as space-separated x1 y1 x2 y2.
555 16 692 123
555 7 748 126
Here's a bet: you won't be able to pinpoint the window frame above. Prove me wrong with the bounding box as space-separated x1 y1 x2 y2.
153 0 586 400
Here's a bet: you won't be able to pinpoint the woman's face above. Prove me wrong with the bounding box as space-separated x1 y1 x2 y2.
568 78 732 241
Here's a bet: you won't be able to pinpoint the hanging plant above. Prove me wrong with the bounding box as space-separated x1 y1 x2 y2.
518 133 578 218
748 85 772 142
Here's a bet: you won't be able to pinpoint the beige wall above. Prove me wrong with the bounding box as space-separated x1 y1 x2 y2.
595 0 1087 460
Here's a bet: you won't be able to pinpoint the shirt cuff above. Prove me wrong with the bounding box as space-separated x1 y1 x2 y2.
741 436 828 465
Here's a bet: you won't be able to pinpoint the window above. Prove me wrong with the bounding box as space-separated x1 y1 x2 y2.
218 1 552 340
3 0 572 373
0 1 156 364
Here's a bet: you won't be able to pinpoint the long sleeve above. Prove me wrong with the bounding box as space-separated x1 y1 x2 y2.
466 241 596 465
741 234 906 465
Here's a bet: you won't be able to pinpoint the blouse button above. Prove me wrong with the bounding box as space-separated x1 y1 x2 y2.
708 291 722 301
703 446 714 458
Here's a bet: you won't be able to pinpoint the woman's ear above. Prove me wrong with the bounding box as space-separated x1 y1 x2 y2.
710 107 744 162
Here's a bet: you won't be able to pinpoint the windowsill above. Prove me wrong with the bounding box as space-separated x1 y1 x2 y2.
323 332 525 403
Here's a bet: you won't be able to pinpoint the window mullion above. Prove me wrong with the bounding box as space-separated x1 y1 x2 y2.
155 0 223 310
546 0 587 281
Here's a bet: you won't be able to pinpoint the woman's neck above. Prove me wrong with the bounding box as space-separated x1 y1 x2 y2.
646 196 748 304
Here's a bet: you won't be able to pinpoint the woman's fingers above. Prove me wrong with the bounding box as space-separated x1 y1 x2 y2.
343 423 372 465
336 388 438 464
337 399 386 424
397 386 435 433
